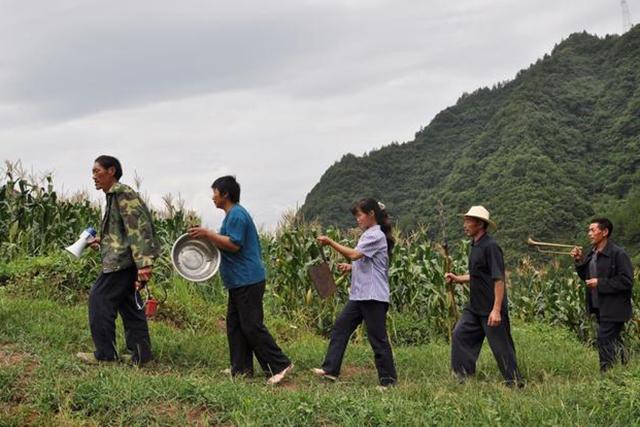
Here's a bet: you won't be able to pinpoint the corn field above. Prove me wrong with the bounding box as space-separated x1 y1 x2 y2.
1 165 639 347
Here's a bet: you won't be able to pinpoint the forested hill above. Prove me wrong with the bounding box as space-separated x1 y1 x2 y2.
300 27 640 257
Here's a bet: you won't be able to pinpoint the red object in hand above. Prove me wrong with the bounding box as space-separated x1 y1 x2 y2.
145 297 158 317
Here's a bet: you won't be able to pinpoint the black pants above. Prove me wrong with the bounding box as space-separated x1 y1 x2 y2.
597 319 626 372
322 300 397 386
451 309 522 385
227 281 291 377
89 267 152 364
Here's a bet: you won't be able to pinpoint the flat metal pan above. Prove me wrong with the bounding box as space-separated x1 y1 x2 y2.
171 233 221 282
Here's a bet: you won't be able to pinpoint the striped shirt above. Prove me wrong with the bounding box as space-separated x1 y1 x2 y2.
350 225 390 303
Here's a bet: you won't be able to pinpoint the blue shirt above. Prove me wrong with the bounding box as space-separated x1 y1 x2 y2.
219 204 266 289
350 225 390 302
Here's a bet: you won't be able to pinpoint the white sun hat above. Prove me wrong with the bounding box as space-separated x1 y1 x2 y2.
460 205 497 231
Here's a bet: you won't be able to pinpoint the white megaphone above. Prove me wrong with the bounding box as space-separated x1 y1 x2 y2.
65 226 97 258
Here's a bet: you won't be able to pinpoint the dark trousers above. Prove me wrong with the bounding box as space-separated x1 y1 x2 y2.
227 281 291 377
322 300 397 386
451 309 522 385
89 267 152 364
597 319 626 372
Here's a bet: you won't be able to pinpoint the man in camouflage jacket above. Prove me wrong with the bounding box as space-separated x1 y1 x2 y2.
76 155 160 366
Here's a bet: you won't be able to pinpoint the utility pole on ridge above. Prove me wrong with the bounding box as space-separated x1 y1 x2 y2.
621 0 633 32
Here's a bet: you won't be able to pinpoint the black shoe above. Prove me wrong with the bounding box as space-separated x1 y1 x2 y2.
505 380 525 389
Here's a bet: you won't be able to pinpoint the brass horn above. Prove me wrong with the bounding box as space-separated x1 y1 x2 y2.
527 237 579 256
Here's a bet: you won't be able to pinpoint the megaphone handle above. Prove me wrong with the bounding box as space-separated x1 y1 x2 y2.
134 290 144 310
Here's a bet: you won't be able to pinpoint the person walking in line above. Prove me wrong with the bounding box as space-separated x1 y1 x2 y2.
188 175 293 385
76 155 160 366
445 206 523 387
312 198 397 388
571 218 634 372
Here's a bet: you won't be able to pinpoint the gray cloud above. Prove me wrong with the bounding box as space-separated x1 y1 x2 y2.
0 1 355 119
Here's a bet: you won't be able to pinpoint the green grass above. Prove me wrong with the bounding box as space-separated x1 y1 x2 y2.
1 291 640 426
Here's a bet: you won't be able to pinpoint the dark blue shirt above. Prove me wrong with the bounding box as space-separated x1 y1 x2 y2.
467 233 507 316
219 204 266 289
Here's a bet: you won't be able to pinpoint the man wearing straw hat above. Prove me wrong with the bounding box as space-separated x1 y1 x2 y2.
445 206 523 387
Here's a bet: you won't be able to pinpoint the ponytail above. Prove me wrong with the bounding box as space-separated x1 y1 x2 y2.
351 198 395 256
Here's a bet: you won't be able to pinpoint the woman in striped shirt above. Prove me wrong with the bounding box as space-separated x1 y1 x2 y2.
313 198 397 388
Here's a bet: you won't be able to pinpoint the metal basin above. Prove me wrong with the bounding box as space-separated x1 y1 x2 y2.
171 233 221 282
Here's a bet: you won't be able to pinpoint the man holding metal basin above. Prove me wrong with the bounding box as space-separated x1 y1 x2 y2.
188 175 293 385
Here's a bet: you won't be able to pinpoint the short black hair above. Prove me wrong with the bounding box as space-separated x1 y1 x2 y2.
591 217 613 238
211 175 240 203
94 155 123 180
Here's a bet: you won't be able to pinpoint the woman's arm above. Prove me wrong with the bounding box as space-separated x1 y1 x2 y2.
317 235 364 261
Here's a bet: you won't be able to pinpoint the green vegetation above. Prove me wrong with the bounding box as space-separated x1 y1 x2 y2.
6 169 638 349
3 293 640 426
300 27 640 259
2 171 640 425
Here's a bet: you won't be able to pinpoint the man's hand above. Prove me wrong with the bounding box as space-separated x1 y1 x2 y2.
488 309 502 327
445 273 461 283
586 278 598 289
87 236 101 250
570 246 583 262
337 263 352 274
188 227 212 240
136 266 152 290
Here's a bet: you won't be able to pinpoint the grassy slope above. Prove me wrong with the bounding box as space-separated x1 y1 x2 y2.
1 291 640 426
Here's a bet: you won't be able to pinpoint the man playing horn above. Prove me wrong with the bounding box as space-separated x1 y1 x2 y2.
445 206 523 387
571 218 634 372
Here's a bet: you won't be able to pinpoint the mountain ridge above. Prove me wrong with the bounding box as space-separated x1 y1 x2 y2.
300 27 640 256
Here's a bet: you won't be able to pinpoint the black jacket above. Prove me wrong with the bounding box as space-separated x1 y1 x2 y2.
575 241 634 322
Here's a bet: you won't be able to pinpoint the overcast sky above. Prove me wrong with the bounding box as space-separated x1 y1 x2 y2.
0 0 633 229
